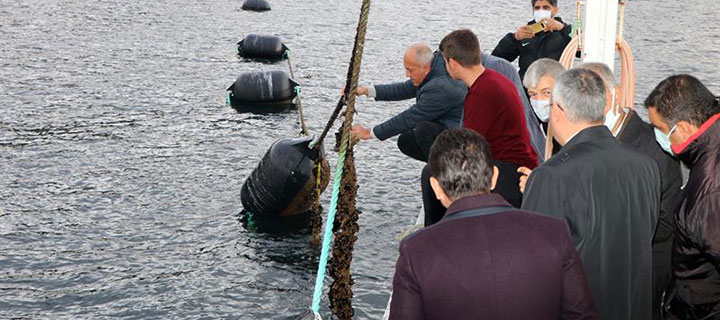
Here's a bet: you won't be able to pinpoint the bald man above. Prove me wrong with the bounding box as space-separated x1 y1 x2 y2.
351 43 467 162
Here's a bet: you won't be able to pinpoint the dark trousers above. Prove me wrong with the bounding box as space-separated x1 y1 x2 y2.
397 121 446 162
421 160 523 227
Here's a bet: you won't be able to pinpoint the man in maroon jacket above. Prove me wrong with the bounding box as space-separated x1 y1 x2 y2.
390 128 598 320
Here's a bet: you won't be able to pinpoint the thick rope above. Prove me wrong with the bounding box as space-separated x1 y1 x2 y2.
310 0 371 318
310 162 323 245
310 131 350 317
286 51 321 242
326 0 370 317
311 0 370 150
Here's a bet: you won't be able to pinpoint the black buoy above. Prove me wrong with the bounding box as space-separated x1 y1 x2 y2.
241 136 328 218
227 70 298 112
242 0 271 12
237 34 288 60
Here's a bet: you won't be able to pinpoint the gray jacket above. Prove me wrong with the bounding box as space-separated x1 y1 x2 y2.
482 53 546 163
371 52 466 141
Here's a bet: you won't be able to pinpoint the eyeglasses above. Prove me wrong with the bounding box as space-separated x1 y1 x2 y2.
550 98 565 112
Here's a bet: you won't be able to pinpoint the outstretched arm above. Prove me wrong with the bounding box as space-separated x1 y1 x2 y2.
374 80 417 101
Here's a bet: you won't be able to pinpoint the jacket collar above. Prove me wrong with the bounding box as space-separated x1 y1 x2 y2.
418 51 445 88
560 125 614 151
673 113 720 166
444 194 512 218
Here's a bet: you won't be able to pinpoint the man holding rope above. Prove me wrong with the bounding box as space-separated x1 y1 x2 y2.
350 43 467 162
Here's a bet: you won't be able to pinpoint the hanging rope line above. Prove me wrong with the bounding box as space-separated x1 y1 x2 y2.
286 50 323 243
310 0 370 150
310 0 371 318
286 51 310 136
310 132 350 318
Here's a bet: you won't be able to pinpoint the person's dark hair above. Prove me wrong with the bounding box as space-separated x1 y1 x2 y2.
532 0 557 6
428 129 494 199
644 74 720 127
439 29 482 68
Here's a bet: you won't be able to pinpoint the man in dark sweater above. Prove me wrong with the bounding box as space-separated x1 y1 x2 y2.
389 128 598 320
350 43 467 162
492 0 573 80
575 62 683 320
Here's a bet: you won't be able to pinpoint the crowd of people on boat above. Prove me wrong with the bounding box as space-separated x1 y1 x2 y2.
347 1 720 319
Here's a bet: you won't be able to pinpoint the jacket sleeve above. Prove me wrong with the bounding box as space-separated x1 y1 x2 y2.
655 159 683 244
559 223 601 319
389 241 423 320
491 33 521 63
521 167 579 243
374 80 417 101
544 22 574 60
373 83 454 141
696 193 720 270
522 166 564 218
560 23 573 43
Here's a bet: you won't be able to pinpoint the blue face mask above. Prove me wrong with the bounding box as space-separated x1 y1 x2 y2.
654 125 677 155
531 99 551 122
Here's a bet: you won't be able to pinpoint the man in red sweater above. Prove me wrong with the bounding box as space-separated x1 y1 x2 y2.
422 29 538 224
441 29 538 169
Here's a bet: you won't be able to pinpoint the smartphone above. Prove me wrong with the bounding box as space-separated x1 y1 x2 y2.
530 21 548 34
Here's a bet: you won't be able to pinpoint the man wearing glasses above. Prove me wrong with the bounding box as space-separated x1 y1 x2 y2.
521 68 661 320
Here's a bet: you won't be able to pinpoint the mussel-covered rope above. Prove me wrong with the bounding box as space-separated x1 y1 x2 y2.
310 0 371 318
310 131 350 318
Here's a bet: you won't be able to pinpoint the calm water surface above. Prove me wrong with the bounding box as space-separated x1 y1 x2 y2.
1 0 718 318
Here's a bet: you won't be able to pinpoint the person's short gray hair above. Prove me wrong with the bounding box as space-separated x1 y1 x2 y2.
575 62 617 90
409 43 434 66
523 58 566 88
553 69 607 123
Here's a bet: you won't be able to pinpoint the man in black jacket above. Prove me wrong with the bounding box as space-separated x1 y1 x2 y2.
521 69 661 320
492 0 572 80
350 43 467 162
576 62 683 320
645 75 720 319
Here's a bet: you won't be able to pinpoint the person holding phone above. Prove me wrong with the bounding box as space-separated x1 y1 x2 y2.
492 0 572 80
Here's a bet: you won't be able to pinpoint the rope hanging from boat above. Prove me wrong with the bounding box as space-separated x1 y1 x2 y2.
310 0 370 318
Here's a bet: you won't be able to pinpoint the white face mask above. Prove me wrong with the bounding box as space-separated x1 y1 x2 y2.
534 10 552 23
603 91 620 135
531 99 551 122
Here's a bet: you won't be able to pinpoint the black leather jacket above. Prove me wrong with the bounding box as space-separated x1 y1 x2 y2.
667 113 720 319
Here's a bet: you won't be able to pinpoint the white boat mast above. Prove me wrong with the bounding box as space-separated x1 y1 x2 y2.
582 0 619 73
